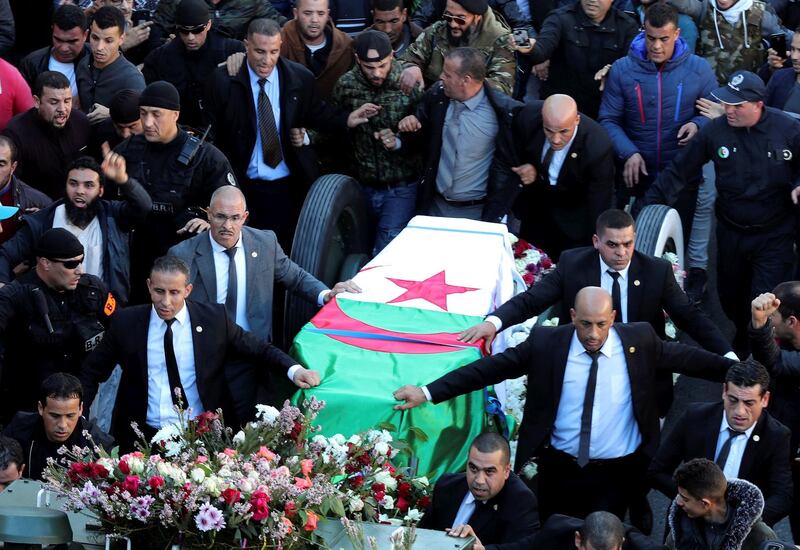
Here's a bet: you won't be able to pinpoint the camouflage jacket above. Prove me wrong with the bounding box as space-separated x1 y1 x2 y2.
330 60 423 186
399 8 516 95
153 0 286 41
698 1 768 83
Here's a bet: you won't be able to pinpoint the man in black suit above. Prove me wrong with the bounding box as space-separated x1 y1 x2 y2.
511 94 615 261
204 17 379 249
418 432 539 550
79 256 321 450
648 360 792 526
460 208 735 416
394 286 735 522
533 511 663 549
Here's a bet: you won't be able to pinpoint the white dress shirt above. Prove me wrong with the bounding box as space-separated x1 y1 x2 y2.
540 124 579 186
451 491 476 528
209 233 250 331
52 204 104 280
599 257 630 323
550 329 642 459
146 305 204 428
246 64 290 181
714 413 756 479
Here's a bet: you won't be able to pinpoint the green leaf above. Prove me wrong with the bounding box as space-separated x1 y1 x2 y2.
407 426 429 442
330 496 346 517
321 499 331 516
376 422 397 433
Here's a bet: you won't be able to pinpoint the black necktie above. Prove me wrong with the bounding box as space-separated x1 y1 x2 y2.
577 350 601 467
715 427 745 470
163 318 185 407
224 247 237 318
539 146 555 184
608 270 622 323
257 78 282 168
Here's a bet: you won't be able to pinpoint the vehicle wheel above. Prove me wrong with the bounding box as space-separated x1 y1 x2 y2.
285 174 370 341
339 253 371 281
635 204 685 276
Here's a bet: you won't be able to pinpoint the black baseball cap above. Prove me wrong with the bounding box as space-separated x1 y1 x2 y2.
354 30 393 61
711 70 766 105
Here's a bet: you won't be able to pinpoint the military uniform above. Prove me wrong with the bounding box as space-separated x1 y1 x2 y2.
647 103 800 355
400 8 516 95
0 272 113 422
113 130 236 302
698 0 768 84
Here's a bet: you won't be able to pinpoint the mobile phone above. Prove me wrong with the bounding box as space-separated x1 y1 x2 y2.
512 29 529 46
769 33 787 57
132 9 153 26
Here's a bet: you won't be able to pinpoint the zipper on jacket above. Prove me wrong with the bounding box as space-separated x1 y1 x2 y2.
635 83 646 124
656 69 663 173
674 82 683 123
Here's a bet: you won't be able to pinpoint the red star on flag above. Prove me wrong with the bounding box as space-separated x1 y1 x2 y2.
386 270 479 311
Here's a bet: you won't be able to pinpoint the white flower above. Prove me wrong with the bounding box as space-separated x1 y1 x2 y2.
232 431 246 446
202 475 221 497
330 434 346 446
404 508 423 522
255 404 280 424
380 495 394 509
374 441 390 456
311 434 329 447
415 476 429 487
347 434 362 445
349 497 364 512
238 478 254 493
190 468 206 484
195 503 226 532
374 470 397 490
151 423 181 445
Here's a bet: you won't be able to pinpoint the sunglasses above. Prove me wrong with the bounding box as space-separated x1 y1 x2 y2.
442 12 469 24
49 258 83 269
177 24 206 35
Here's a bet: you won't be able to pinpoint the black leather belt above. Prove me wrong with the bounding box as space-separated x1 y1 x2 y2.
715 206 789 232
443 197 485 207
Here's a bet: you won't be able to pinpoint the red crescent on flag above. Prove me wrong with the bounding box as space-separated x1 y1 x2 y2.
309 299 481 354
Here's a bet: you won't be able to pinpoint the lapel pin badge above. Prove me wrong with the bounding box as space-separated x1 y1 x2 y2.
753 435 760 442
196 326 203 333
493 504 498 511
634 280 641 286
251 251 258 258
628 346 636 353
570 152 577 158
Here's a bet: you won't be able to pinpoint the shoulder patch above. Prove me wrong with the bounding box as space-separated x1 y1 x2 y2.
103 292 117 316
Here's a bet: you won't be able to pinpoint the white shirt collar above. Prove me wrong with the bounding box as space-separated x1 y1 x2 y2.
209 232 243 254
568 327 620 359
150 303 189 326
463 491 476 505
719 411 758 439
599 255 631 280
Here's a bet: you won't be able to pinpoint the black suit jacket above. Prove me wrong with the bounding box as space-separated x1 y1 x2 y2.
409 82 523 223
532 514 665 549
512 103 615 245
79 301 297 450
418 472 539 550
205 57 348 187
648 401 792 526
427 323 735 469
493 247 731 355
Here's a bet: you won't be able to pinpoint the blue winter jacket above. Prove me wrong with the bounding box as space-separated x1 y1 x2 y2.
599 33 718 179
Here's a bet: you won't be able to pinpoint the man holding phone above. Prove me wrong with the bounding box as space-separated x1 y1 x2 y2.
765 33 800 117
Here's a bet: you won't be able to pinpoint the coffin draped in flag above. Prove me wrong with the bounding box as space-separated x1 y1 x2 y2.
291 216 519 478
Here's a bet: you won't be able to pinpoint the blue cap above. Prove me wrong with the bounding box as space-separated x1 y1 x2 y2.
711 71 766 105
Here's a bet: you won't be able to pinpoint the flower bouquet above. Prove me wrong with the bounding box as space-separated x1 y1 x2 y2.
662 251 686 340
44 398 345 549
509 235 555 287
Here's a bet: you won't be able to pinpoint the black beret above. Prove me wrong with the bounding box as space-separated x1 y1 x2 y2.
175 0 210 27
35 228 84 259
139 81 181 111
453 0 487 15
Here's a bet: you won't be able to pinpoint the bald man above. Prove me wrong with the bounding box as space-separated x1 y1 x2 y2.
511 94 615 261
167 185 359 422
395 286 736 523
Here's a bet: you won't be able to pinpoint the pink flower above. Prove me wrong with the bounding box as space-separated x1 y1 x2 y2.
223 448 236 457
148 476 165 491
285 501 298 518
256 446 276 461
304 510 319 531
249 491 270 521
195 503 226 532
195 456 208 464
300 459 314 476
121 475 140 495
294 477 312 489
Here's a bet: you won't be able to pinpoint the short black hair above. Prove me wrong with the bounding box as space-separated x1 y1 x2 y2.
578 511 625 550
34 71 71 97
470 432 510 465
39 372 83 406
773 281 800 320
446 47 487 81
0 136 17 163
151 255 191 282
596 209 635 235
644 2 679 28
66 156 104 187
725 359 770 396
53 3 88 32
673 458 726 502
247 18 281 39
0 436 24 471
91 6 126 34
372 0 405 12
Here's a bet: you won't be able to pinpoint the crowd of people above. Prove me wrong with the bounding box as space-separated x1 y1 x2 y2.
1 0 800 546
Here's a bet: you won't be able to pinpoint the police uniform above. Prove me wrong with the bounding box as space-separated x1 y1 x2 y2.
0 231 114 423
113 82 237 303
646 71 800 355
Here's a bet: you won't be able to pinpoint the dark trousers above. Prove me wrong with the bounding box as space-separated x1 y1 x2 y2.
241 176 303 252
716 219 794 356
537 447 648 522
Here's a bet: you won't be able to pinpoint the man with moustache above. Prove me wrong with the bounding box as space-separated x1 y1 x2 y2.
0 137 53 245
0 154 151 305
371 0 423 56
330 30 422 254
399 0 516 95
2 71 90 201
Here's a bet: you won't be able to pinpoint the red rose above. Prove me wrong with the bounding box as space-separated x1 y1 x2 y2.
121 475 140 495
542 258 553 269
195 411 219 435
523 272 535 286
118 460 130 475
304 510 319 531
357 453 371 466
222 488 241 505
372 483 385 493
284 501 298 519
374 491 386 501
418 496 430 509
148 476 165 490
350 475 365 488
396 496 410 513
250 491 271 521
91 463 109 478
397 482 412 498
